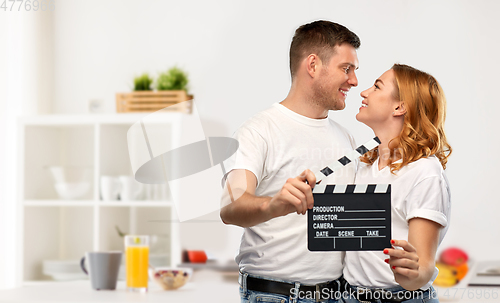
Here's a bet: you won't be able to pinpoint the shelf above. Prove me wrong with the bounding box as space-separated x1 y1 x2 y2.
19 112 186 126
18 114 183 285
23 200 174 207
23 206 94 281
98 201 174 207
24 200 95 207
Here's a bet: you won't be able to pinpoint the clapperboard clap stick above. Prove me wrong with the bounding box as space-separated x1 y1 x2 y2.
313 137 381 184
307 137 393 251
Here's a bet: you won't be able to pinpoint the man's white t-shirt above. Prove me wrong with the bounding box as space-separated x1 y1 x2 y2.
344 156 451 290
223 103 357 285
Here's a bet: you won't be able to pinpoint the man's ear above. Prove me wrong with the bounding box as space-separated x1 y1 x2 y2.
394 102 407 117
306 54 320 78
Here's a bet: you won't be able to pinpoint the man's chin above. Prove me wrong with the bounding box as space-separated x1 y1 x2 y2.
330 100 346 111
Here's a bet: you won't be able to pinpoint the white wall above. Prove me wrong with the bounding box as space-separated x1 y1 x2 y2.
39 0 500 264
0 10 12 290
1 10 54 289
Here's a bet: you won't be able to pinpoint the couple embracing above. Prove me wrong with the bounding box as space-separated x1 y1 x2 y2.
220 20 451 303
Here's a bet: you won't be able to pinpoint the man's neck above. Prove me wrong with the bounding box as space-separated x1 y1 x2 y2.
280 90 329 119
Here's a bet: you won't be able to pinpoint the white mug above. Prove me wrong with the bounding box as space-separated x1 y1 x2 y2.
100 176 120 201
118 175 142 201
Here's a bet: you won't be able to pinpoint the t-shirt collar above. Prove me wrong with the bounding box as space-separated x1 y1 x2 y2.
273 103 330 127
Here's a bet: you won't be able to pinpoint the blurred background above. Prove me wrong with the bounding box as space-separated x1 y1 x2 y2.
1 0 499 290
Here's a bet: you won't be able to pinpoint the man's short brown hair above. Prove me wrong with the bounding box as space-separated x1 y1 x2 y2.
289 20 360 78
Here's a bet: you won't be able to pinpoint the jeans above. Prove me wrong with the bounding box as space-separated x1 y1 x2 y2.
239 272 343 303
342 284 439 303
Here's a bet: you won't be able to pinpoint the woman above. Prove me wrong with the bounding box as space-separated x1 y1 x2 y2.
342 64 452 303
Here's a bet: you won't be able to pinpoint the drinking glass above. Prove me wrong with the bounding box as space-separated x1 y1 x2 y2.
125 235 149 292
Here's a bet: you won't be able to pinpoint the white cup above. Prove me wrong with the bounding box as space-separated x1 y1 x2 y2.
118 175 143 201
100 176 120 201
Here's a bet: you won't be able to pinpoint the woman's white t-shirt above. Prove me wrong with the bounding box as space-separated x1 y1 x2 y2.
344 156 451 290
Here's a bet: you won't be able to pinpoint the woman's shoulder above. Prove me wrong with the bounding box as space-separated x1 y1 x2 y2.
405 156 444 178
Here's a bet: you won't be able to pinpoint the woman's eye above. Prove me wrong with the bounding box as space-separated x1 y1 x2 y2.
374 84 380 89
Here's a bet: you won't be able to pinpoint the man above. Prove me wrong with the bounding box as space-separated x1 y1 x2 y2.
220 20 360 302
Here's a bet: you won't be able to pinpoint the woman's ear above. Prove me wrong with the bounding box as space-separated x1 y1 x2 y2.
394 102 407 117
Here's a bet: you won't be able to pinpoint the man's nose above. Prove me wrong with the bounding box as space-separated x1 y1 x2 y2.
348 72 358 87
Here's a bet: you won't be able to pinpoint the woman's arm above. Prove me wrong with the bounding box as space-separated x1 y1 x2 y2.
384 218 442 291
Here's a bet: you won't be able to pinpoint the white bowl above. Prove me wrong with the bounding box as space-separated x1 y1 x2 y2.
48 166 92 183
43 260 81 272
149 267 192 290
54 182 91 200
43 260 87 281
47 166 92 199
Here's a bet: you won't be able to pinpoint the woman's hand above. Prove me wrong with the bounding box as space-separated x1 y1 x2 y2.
384 218 442 291
384 239 420 287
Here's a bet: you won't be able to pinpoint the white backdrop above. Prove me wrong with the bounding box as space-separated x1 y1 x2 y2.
1 11 52 289
2 0 500 289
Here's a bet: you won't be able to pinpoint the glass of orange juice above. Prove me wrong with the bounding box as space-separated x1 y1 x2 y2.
125 235 149 292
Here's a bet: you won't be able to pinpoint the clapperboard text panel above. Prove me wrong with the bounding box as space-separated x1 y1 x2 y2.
308 184 391 251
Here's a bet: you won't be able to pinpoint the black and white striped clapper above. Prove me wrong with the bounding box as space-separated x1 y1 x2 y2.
313 137 381 183
308 184 392 251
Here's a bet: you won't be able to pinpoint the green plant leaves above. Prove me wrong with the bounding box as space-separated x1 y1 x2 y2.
156 67 189 91
133 73 154 91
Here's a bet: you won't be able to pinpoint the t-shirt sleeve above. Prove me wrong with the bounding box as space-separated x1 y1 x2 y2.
405 176 450 227
221 125 267 187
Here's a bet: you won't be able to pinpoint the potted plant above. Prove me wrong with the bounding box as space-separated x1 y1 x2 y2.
116 67 193 113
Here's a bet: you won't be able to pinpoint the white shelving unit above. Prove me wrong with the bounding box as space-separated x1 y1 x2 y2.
16 113 186 285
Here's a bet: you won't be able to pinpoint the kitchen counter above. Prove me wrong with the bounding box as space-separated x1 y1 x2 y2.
0 270 240 303
1 269 499 303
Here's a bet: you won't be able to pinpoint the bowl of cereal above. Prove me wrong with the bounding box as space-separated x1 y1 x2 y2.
149 267 192 290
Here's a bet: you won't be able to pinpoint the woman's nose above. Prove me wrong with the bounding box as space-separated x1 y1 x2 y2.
360 88 369 98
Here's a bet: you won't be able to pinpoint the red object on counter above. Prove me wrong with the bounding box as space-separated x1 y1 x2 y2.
440 247 469 267
187 250 207 263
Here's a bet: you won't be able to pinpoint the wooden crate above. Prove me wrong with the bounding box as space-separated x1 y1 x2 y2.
115 90 193 113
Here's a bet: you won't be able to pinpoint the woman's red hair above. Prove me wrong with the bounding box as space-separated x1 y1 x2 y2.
360 64 452 172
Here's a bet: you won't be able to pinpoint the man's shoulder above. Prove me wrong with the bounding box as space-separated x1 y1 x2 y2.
237 104 281 132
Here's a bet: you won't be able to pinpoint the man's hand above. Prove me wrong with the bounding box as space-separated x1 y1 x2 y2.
220 169 316 228
266 169 316 217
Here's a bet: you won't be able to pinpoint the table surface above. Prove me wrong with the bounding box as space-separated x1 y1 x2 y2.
1 270 499 303
0 270 240 303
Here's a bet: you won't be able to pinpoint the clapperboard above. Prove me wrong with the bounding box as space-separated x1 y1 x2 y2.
307 137 392 251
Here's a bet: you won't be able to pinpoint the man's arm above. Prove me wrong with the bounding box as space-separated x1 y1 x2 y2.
220 169 316 228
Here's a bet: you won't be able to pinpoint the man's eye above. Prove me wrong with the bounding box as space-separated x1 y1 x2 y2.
344 67 350 74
